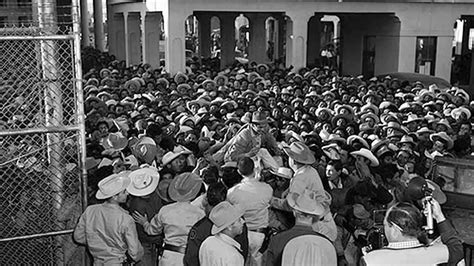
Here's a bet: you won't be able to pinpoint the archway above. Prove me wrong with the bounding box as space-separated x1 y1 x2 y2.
210 16 221 60
235 14 250 61
185 15 199 64
265 16 277 62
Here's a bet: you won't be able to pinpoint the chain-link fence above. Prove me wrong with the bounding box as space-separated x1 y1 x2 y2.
0 1 86 265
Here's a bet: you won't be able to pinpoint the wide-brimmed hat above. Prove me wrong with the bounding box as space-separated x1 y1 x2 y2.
168 172 202 202
283 141 316 164
270 167 293 179
435 119 452 132
403 114 423 125
451 107 471 120
347 135 369 149
210 201 244 235
416 127 434 135
361 112 380 124
132 137 158 165
157 179 173 202
127 167 160 197
287 189 325 216
430 132 454 150
96 172 131 199
251 111 268 124
105 132 128 151
350 148 379 167
399 135 416 146
161 145 192 166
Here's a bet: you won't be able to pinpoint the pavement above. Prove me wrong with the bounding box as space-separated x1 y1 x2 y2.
445 207 474 244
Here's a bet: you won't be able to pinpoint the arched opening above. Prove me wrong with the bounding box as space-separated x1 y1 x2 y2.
265 16 277 62
210 16 221 60
185 15 199 64
235 14 250 62
306 14 340 69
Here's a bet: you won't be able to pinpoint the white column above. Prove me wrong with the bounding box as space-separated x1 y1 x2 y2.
145 13 161 68
286 11 312 71
93 0 104 51
124 12 130 66
141 11 147 64
163 8 187 74
80 0 90 47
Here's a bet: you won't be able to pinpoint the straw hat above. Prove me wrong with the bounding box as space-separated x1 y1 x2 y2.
96 172 131 199
127 167 160 197
210 201 244 235
162 145 192 166
168 172 203 202
104 132 128 151
287 189 325 216
430 132 454 150
251 111 268 124
283 141 316 164
350 148 379 167
270 167 293 179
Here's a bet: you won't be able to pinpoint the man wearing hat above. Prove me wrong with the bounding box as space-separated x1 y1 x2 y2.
184 182 249 266
133 172 205 266
266 189 337 266
272 141 337 242
199 201 246 266
74 172 144 264
217 111 279 173
127 167 162 266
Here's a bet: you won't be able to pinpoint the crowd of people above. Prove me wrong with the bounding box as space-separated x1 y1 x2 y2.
74 47 468 265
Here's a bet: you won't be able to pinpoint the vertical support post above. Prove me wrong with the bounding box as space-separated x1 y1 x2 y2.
140 11 147 64
197 13 211 60
80 0 89 47
37 0 63 264
220 13 236 69
248 13 267 64
93 0 104 51
124 12 130 66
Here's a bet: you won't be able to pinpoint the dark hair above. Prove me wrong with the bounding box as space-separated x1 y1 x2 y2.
201 165 219 185
221 167 242 188
146 123 163 138
206 182 228 207
386 202 429 245
237 157 254 177
327 160 343 172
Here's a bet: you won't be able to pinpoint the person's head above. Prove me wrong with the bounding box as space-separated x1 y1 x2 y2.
146 123 163 144
237 156 255 178
95 172 131 204
384 202 428 244
206 182 228 207
458 122 472 136
210 201 245 238
326 160 343 182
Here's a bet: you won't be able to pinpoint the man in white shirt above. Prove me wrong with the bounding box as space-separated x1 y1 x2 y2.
199 201 245 266
227 157 273 266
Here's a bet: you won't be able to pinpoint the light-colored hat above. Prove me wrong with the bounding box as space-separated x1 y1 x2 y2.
399 135 416 146
287 189 325 216
283 141 316 164
168 172 203 202
210 201 244 235
96 172 131 199
251 111 268 124
270 167 293 179
350 148 379 167
161 145 192 166
132 137 158 165
430 132 454 150
347 135 369 149
127 167 160 197
451 107 471 120
105 132 128 151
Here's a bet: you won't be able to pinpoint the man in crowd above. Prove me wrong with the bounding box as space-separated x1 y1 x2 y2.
73 172 144 264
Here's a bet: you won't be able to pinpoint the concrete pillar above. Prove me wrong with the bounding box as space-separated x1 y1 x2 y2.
197 13 212 60
128 13 142 66
111 14 125 62
140 12 147 64
277 16 285 63
163 8 187 74
80 0 90 47
145 12 162 68
220 13 237 69
93 0 104 51
307 14 323 67
285 18 293 67
437 35 454 81
248 13 267 64
124 12 130 65
286 11 312 71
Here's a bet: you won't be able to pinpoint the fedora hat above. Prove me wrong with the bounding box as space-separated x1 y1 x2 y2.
127 167 160 197
435 119 452 132
161 145 192 166
132 137 158 165
287 189 325 216
283 141 316 164
270 167 293 179
403 114 423 125
210 201 244 235
96 172 131 199
251 111 268 124
399 135 416 146
416 127 434 135
350 148 379 167
168 172 203 202
361 112 380 124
